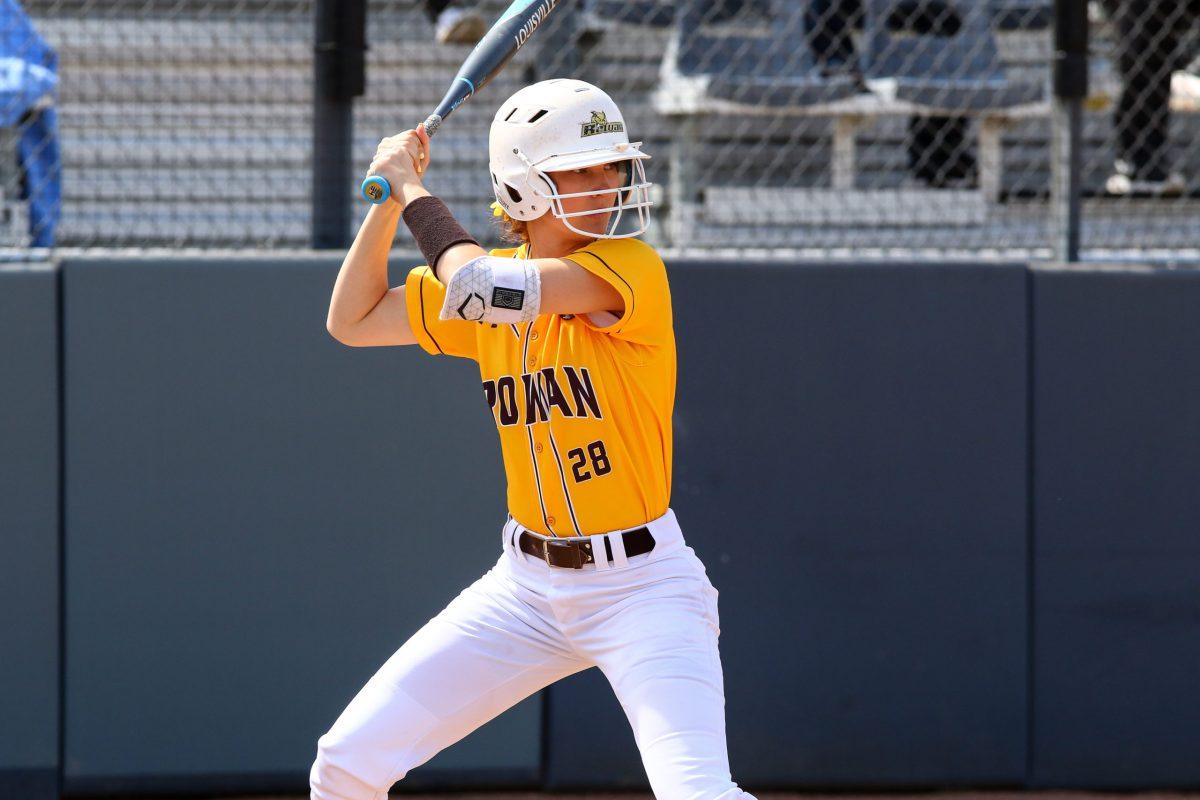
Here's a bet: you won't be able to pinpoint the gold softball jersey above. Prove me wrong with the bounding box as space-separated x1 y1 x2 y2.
404 237 675 538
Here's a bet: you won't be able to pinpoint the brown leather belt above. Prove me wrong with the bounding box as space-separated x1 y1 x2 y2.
516 525 656 569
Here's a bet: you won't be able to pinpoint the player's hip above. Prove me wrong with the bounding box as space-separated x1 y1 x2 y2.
499 506 705 578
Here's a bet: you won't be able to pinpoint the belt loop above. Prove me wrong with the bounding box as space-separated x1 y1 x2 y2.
609 530 630 568
590 534 612 571
510 525 528 563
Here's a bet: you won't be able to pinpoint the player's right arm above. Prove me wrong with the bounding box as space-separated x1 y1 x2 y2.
326 129 432 348
325 203 480 358
326 202 418 348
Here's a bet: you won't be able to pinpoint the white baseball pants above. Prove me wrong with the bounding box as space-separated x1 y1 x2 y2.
309 508 754 800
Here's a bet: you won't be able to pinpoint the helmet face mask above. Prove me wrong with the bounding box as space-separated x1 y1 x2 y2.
522 153 652 239
489 79 653 240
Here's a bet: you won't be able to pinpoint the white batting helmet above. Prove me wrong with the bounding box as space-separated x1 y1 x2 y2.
488 78 652 239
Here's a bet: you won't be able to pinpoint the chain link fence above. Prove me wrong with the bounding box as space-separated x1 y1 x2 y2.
1083 0 1200 258
4 0 1199 257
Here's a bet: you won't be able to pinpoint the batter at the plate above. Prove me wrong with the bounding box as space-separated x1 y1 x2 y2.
319 77 753 800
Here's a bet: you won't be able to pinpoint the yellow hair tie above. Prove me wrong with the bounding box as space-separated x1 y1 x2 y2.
490 201 504 218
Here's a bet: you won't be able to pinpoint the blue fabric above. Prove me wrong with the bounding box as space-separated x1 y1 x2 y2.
1 0 60 246
18 105 59 245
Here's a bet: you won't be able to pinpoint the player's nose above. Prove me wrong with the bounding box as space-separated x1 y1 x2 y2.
588 176 619 198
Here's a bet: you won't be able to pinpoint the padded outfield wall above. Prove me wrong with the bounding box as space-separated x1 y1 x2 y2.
0 262 61 800
0 256 1197 794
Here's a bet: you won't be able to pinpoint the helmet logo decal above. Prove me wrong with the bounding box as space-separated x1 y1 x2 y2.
580 111 624 138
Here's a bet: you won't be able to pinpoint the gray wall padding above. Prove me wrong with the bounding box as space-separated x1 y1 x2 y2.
545 261 1031 788
0 263 61 800
1030 265 1200 787
60 256 538 791
4 254 1192 793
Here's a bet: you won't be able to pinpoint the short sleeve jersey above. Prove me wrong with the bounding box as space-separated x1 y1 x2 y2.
404 237 674 537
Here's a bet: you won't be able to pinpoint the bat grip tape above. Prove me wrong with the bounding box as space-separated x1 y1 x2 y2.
401 195 479 280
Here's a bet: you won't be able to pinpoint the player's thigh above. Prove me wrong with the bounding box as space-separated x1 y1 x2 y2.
596 561 753 800
313 567 584 792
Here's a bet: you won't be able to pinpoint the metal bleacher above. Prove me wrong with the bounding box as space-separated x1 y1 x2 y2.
861 0 1042 110
30 2 535 248
30 13 301 247
648 0 1048 246
21 0 1200 254
592 0 1200 255
25 0 1058 251
668 0 861 108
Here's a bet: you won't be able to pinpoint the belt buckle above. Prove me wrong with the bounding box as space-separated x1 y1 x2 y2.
542 538 584 569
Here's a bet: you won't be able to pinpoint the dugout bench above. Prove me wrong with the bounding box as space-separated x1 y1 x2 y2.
623 0 1050 239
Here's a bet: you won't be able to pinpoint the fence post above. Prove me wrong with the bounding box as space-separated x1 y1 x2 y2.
1051 0 1088 262
312 0 367 249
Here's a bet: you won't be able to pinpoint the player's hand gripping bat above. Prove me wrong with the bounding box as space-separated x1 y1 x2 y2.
360 0 565 204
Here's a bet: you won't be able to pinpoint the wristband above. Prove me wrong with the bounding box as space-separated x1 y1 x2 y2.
401 195 479 279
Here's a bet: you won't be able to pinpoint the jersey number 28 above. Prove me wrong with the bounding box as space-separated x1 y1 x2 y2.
568 440 611 482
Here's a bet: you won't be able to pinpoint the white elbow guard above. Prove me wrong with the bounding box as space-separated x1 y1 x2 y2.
438 255 541 324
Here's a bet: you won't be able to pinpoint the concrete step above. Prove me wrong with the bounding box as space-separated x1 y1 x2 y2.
55 129 490 166
61 167 491 202
53 198 505 247
704 187 988 226
37 13 528 65
37 17 313 65
55 65 527 105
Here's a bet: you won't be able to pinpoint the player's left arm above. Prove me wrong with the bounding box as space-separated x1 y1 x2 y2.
533 257 625 315
435 242 624 316
560 238 672 347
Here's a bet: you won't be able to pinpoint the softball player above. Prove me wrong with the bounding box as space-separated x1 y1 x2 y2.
319 78 753 800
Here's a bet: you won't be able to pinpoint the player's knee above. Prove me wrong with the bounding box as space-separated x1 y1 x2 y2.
309 730 392 800
696 782 758 800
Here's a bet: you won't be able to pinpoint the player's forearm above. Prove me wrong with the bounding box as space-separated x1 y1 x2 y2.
327 202 404 332
395 193 487 283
